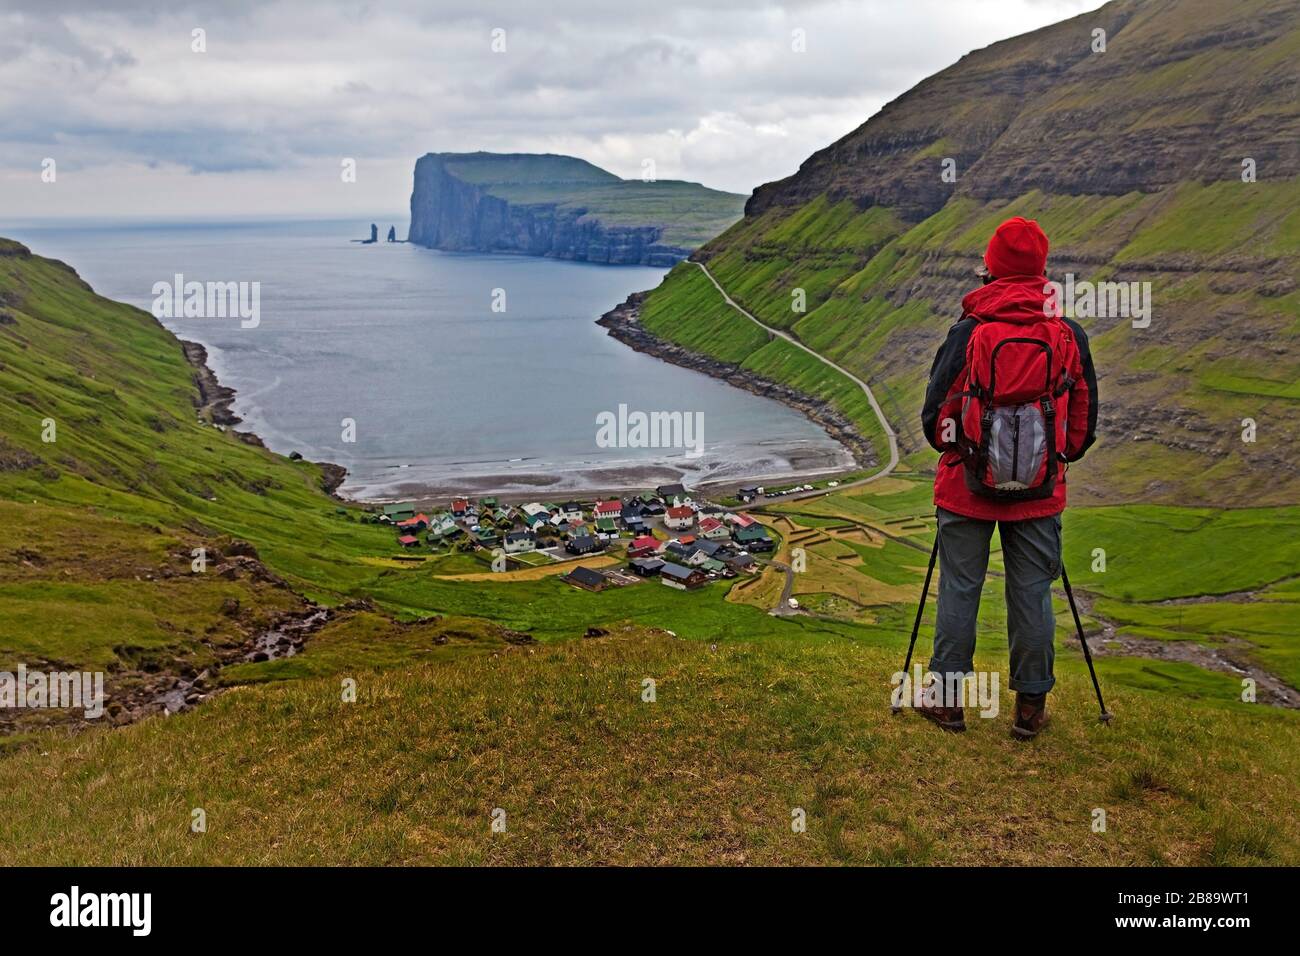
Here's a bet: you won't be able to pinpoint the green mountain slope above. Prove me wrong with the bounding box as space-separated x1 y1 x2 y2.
408 152 747 264
635 0 1300 505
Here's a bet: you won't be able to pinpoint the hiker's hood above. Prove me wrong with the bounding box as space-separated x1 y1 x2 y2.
961 275 1051 325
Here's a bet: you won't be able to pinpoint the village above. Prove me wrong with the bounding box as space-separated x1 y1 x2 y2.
360 481 780 594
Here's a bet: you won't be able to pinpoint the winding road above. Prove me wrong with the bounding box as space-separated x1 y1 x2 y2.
690 260 906 614
690 260 900 502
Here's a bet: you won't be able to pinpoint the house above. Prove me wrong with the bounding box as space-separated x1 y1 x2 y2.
738 485 760 502
494 506 515 524
383 503 415 523
475 526 499 545
481 497 498 510
733 523 769 544
664 541 694 562
727 512 758 529
727 553 758 574
683 548 711 568
656 483 688 504
664 505 695 531
427 514 458 538
521 502 550 518
700 558 730 576
523 512 549 531
692 539 724 558
450 497 469 517
554 501 584 522
565 566 608 592
696 516 728 540
565 535 603 556
629 557 665 577
660 562 708 590
594 499 623 519
623 515 646 536
627 535 660 558
504 530 536 554
676 534 696 547
396 512 430 533
397 534 420 548
640 500 665 517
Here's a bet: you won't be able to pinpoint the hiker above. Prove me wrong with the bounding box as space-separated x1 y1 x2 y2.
918 216 1098 738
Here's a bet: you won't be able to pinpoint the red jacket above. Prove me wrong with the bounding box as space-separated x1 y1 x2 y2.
921 276 1098 521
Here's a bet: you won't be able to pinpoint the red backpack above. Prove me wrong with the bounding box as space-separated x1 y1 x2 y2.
947 317 1076 501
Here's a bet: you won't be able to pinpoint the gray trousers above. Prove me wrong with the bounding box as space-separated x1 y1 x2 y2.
928 507 1062 695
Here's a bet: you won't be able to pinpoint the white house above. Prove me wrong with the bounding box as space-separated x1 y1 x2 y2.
504 531 536 554
664 505 695 531
553 501 584 523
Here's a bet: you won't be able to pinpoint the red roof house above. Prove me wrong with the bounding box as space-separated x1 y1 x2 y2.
665 505 695 530
594 500 622 517
396 513 430 531
397 535 420 547
628 535 660 557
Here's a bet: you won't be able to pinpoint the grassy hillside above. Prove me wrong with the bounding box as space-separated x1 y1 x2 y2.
635 0 1300 504
3 626 1296 866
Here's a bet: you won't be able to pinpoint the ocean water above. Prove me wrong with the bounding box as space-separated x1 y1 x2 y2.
3 219 851 498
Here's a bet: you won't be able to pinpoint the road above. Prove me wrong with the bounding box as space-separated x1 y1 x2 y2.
690 260 900 504
763 559 800 616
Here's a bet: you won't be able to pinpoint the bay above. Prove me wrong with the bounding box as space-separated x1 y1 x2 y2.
3 219 852 499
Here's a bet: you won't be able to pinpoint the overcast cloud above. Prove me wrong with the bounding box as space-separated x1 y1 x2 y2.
0 0 1102 220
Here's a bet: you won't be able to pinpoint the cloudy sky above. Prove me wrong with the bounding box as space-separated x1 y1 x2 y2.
0 0 1101 220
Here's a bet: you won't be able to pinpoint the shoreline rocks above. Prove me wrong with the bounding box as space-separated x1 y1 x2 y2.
596 291 877 470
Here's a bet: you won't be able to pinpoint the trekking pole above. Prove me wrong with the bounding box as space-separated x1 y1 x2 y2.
1060 562 1113 724
892 532 940 714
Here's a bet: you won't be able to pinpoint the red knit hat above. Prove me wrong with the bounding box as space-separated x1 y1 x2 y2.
983 216 1049 278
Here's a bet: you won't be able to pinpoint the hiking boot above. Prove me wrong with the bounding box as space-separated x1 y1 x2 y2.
916 700 966 732
1012 692 1049 739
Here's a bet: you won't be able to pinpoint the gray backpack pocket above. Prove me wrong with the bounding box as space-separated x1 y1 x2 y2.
986 404 1046 491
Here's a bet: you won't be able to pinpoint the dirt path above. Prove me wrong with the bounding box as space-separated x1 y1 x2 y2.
692 260 900 499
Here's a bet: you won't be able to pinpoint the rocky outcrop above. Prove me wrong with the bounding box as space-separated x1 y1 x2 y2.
180 339 240 426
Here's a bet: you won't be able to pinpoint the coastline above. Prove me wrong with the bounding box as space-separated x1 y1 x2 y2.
595 290 877 469
180 338 347 495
